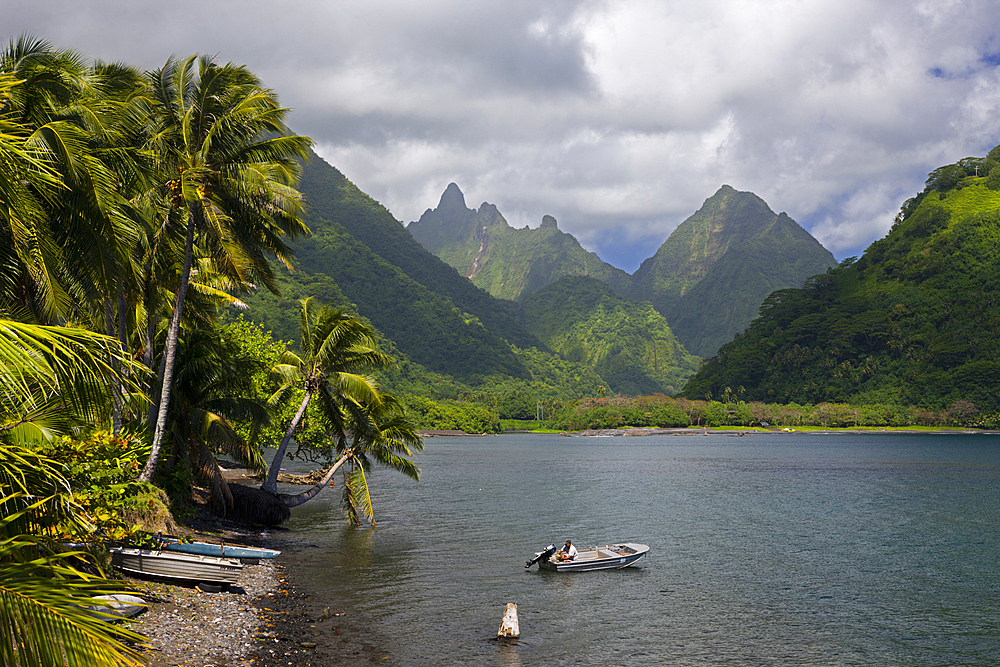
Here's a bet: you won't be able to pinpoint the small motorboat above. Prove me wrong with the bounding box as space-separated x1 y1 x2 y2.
110 546 243 586
153 534 280 564
525 542 649 572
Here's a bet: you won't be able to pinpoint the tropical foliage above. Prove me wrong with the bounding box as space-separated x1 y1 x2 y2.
139 53 311 482
256 298 422 524
0 36 323 663
521 275 700 395
548 394 998 431
682 147 1000 412
0 321 149 666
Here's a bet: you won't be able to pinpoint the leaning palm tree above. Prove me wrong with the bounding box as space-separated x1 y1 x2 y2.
261 298 393 495
276 392 422 521
139 54 311 482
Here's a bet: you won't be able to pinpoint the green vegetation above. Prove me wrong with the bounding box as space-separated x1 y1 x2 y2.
407 183 632 301
550 395 996 431
0 38 430 661
627 185 837 356
682 149 1000 413
241 159 535 382
522 276 700 395
408 183 835 361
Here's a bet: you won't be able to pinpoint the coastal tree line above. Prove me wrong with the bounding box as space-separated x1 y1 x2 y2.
0 37 420 665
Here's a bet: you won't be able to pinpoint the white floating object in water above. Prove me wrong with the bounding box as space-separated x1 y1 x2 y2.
497 602 519 638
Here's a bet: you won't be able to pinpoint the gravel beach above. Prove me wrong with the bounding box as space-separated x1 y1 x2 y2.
122 464 392 666
124 552 392 666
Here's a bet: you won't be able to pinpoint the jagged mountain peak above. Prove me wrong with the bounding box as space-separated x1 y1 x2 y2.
626 186 835 357
438 182 468 212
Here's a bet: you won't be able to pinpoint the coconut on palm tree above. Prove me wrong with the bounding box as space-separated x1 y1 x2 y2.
139 54 311 482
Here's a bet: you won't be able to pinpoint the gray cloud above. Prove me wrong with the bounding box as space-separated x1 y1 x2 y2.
6 0 1000 271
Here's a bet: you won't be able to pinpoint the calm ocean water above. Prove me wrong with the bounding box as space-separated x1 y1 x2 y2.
268 432 1000 665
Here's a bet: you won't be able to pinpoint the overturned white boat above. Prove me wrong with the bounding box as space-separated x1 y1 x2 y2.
525 542 649 572
110 546 242 586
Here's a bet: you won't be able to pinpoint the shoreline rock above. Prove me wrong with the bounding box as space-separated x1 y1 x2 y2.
121 518 390 665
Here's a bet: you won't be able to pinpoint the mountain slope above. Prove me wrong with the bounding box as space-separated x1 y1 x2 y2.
521 276 700 395
298 157 540 351
236 151 538 382
682 150 1000 411
628 185 836 356
408 183 632 301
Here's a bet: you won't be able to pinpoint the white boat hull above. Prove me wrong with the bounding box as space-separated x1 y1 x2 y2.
110 547 243 585
534 543 649 572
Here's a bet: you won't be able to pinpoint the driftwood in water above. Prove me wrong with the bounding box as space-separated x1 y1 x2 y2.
497 603 519 638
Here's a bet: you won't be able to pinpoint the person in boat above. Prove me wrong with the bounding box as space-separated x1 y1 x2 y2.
557 540 578 561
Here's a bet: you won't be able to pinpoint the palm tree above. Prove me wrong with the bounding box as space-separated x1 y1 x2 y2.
278 392 422 524
139 54 311 482
161 323 270 515
0 320 148 666
261 298 394 495
2 39 156 440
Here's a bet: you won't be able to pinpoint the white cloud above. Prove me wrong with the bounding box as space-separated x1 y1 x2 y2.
5 0 1000 271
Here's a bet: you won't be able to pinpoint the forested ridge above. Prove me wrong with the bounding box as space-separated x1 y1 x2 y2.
683 147 1000 413
407 183 632 301
409 183 836 359
627 185 836 356
522 276 700 395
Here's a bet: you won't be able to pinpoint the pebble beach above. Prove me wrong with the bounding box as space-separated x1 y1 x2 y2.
122 463 391 666
124 551 391 666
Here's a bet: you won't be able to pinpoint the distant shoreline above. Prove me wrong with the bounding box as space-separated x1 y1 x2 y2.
562 426 1000 437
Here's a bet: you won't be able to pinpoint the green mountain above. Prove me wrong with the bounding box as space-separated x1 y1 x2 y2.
298 158 539 352
521 276 701 395
627 185 836 357
682 148 1000 411
239 151 539 382
407 183 632 301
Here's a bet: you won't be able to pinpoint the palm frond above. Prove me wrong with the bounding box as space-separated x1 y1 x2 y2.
0 538 147 667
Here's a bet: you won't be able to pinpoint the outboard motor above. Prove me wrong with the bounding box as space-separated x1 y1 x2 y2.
525 544 556 568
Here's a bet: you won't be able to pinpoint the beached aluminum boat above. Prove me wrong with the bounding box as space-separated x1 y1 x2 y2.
153 535 280 563
525 542 649 572
110 546 242 585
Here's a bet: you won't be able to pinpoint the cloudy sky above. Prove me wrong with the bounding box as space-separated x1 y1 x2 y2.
6 0 1000 271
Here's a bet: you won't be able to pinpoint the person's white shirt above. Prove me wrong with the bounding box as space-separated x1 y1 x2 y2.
563 543 578 560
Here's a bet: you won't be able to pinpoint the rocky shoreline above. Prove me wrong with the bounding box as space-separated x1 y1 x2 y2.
123 546 391 666
119 464 391 665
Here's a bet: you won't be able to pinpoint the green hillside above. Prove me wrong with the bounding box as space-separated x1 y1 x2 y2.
298 157 539 351
522 276 701 395
682 149 1000 411
236 152 536 382
628 185 836 356
407 183 632 301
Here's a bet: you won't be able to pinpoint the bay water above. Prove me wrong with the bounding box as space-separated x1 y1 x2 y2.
269 432 1000 665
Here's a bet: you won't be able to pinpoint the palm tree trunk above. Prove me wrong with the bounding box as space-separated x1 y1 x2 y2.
104 297 122 435
139 210 195 482
261 390 312 494
279 449 352 508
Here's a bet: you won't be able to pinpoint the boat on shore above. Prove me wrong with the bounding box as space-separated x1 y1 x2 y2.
525 542 649 572
153 535 280 564
110 546 243 586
